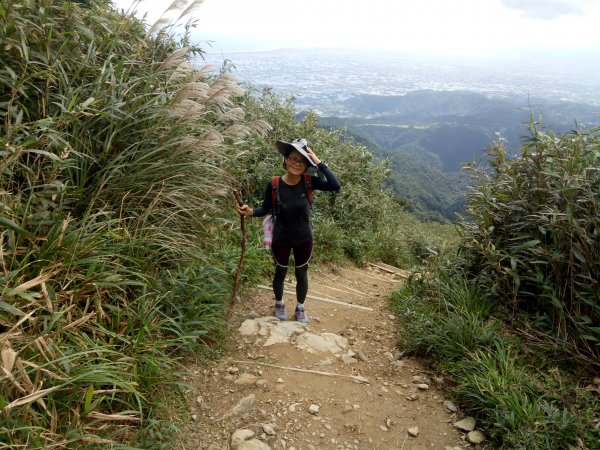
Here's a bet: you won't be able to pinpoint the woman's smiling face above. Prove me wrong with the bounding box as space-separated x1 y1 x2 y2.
286 150 308 174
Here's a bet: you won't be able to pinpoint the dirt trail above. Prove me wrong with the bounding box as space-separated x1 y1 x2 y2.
178 264 467 450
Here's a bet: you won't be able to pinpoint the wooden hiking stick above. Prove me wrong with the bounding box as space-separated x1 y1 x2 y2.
228 189 246 319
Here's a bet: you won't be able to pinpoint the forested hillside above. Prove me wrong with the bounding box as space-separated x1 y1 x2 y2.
320 90 600 219
0 1 455 447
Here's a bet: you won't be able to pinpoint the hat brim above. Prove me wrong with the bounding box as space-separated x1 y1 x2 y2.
276 140 317 167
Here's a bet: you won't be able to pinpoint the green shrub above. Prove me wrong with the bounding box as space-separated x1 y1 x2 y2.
458 344 580 449
460 123 600 364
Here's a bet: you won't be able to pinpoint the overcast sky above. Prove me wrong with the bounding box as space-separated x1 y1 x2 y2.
111 0 600 56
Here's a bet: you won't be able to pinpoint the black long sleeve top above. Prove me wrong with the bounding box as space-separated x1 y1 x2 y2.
252 162 341 246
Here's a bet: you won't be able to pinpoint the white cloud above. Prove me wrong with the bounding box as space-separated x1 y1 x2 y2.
111 0 600 55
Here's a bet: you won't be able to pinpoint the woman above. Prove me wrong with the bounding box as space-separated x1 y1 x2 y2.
236 139 341 323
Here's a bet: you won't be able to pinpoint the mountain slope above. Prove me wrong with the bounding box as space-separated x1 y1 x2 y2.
318 89 600 219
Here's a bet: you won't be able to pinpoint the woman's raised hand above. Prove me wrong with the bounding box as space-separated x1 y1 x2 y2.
305 147 321 165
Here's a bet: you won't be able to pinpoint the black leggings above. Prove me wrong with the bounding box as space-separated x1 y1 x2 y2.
271 241 313 304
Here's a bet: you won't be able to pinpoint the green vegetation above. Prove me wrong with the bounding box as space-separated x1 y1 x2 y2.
461 123 600 362
390 124 600 449
320 90 600 220
321 116 470 220
0 1 455 447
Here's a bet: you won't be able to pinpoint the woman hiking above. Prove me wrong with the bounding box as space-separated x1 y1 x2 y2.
236 139 341 323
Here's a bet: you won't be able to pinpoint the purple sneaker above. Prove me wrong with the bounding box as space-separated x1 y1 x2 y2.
274 303 287 320
294 306 309 324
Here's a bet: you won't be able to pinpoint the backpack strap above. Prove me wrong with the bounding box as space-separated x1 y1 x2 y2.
271 175 281 216
303 173 313 205
272 174 312 216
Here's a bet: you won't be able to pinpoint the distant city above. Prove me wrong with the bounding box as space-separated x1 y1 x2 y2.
199 48 600 116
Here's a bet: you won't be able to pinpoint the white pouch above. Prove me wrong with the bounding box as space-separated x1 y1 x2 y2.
262 214 274 249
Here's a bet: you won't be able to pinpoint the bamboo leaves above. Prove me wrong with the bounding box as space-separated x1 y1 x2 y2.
460 124 600 364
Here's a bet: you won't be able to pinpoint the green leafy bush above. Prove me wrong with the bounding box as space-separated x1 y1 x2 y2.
460 123 600 363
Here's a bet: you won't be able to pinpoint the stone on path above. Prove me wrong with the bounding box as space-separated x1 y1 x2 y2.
412 375 429 384
308 404 320 414
231 429 255 449
342 353 358 364
238 439 271 450
444 400 458 412
234 373 259 385
289 402 301 412
296 332 348 354
219 394 255 420
467 430 486 444
408 426 420 437
238 317 306 346
264 321 307 346
454 416 476 432
261 423 276 435
238 319 260 336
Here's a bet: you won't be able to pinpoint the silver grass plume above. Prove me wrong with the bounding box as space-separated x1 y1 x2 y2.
208 73 245 98
224 120 272 140
218 107 245 124
175 0 206 23
224 124 253 140
199 130 224 145
146 18 170 37
147 0 187 36
167 61 194 84
248 120 272 136
193 64 217 81
157 47 190 72
163 0 189 15
172 81 210 104
169 99 205 119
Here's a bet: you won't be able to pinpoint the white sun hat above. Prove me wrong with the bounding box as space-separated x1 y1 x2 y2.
275 138 317 167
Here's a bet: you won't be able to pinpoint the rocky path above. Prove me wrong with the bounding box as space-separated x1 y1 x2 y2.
177 264 475 450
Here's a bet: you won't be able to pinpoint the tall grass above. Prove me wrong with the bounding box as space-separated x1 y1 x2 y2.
1 1 269 447
391 274 599 449
390 122 600 448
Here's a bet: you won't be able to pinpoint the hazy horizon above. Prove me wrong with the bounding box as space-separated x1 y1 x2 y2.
200 46 600 79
